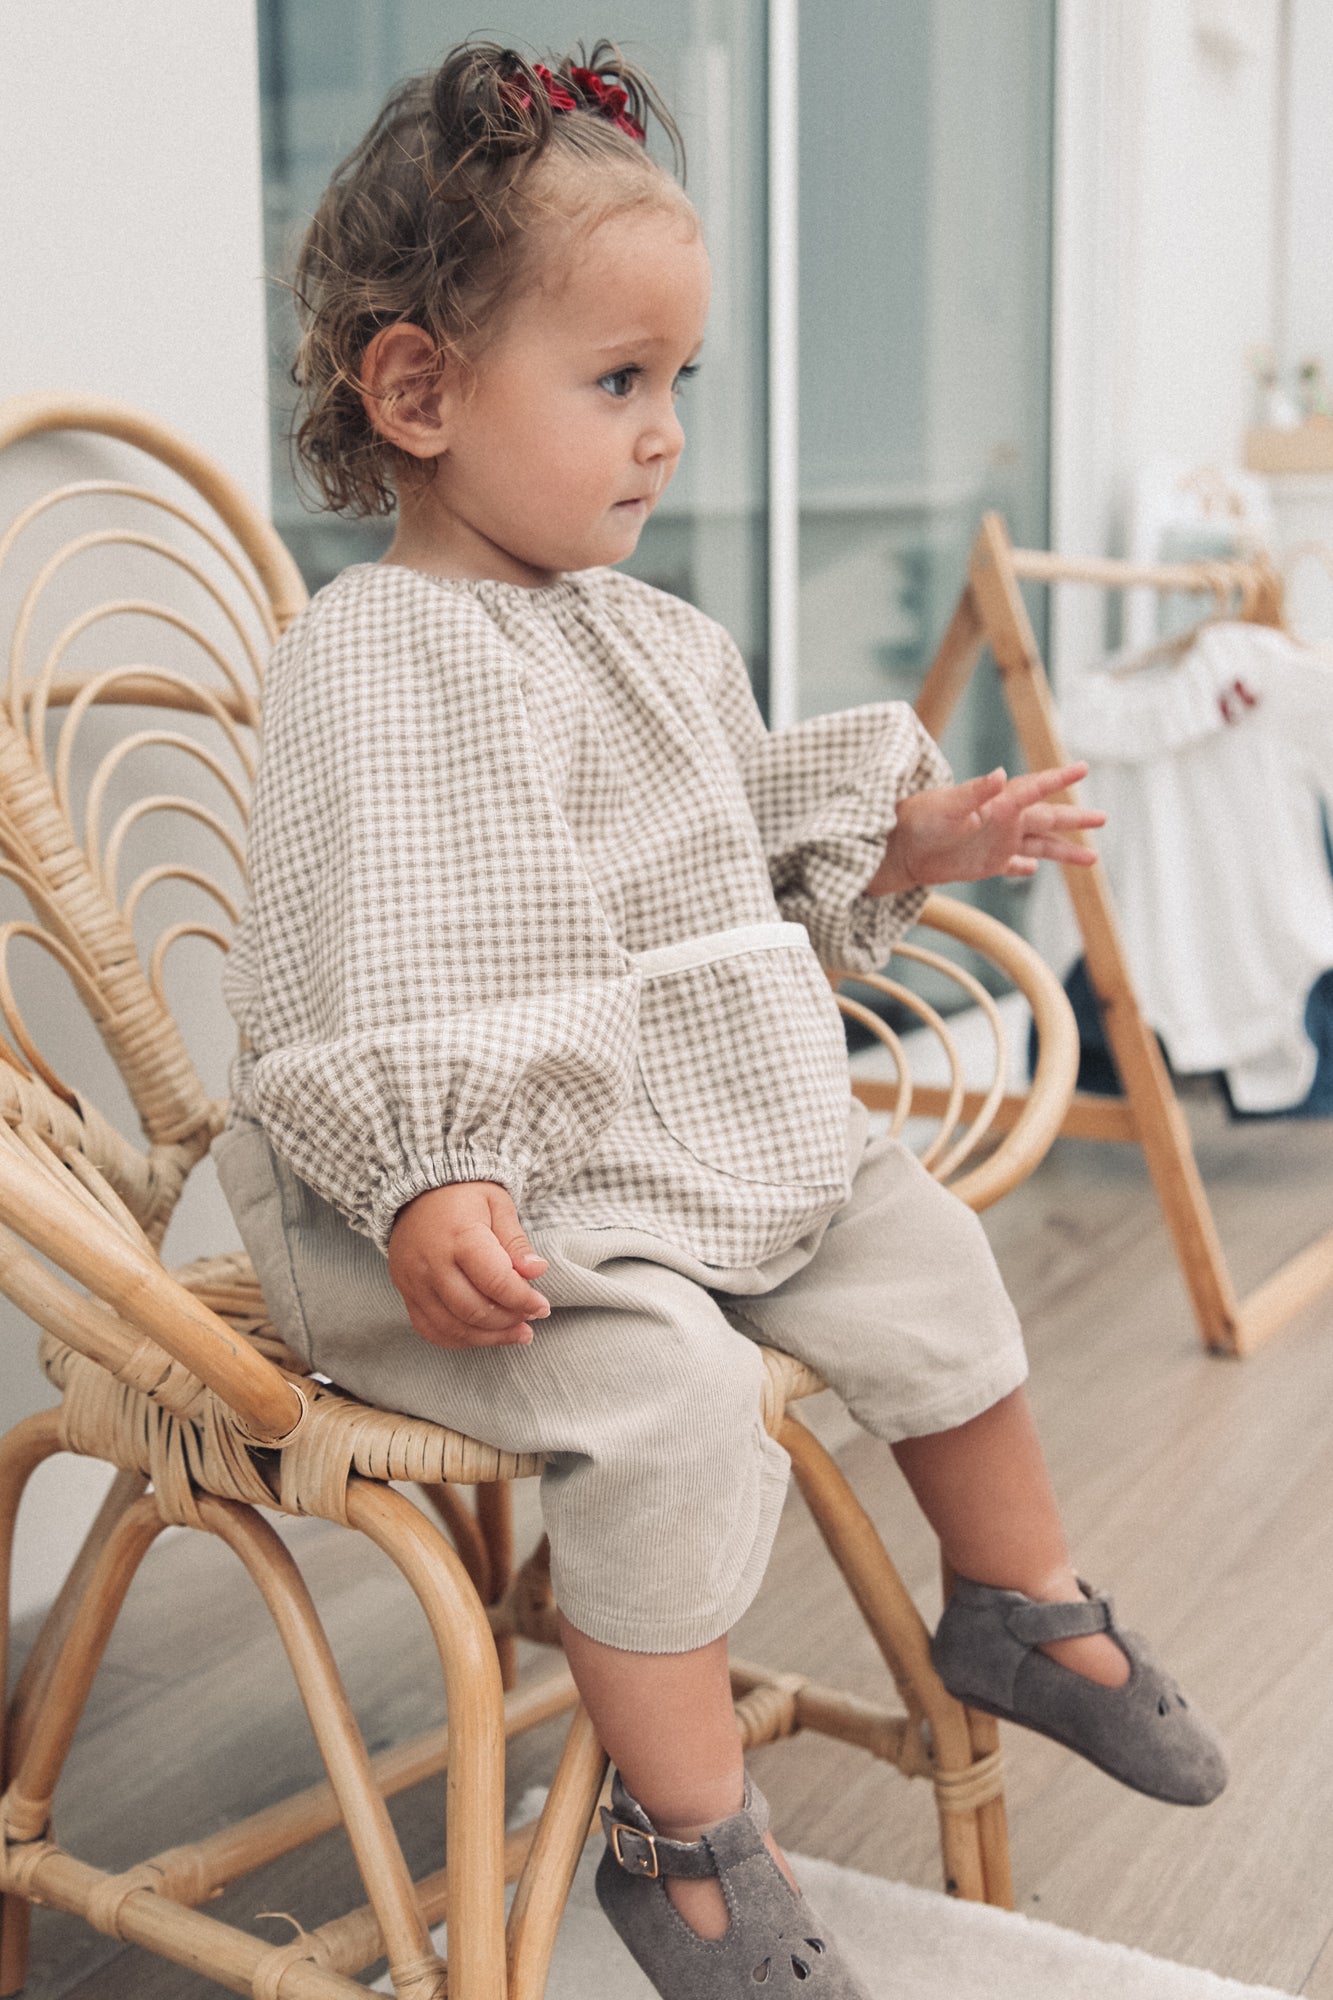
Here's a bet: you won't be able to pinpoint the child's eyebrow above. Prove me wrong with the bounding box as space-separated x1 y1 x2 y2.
591 334 705 357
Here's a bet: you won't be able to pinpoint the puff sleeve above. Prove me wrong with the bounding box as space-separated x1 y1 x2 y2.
709 633 952 971
224 573 640 1252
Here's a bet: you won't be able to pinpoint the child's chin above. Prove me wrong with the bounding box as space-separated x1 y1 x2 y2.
545 517 646 572
603 517 648 562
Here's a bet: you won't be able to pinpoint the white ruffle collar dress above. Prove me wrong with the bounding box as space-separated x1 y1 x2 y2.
1036 620 1333 1112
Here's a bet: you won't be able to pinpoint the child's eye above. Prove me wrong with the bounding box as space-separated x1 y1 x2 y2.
596 362 700 401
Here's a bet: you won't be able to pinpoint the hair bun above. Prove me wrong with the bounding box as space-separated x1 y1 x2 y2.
429 46 552 159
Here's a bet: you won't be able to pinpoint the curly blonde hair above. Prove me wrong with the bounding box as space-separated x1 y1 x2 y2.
290 40 688 518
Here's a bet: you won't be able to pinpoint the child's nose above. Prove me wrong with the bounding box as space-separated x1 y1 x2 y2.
638 401 685 464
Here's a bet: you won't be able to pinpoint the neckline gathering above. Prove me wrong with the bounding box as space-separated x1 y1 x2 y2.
358 561 586 608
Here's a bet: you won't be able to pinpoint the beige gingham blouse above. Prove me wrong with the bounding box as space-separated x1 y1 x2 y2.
224 563 950 1268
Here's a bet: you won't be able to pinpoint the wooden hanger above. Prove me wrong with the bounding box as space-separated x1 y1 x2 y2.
1107 553 1288 677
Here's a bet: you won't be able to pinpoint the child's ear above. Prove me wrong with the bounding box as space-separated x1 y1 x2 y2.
360 323 457 460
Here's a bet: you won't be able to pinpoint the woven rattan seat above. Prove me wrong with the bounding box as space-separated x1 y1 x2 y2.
0 396 1079 2000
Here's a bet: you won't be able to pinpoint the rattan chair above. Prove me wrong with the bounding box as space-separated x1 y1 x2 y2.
0 396 1079 2000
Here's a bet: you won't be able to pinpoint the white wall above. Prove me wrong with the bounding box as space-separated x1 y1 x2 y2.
1280 0 1333 379
0 0 268 1622
1118 3 1281 475
1052 0 1285 675
1 4 270 492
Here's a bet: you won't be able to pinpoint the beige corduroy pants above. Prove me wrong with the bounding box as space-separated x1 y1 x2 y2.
217 1108 1026 1653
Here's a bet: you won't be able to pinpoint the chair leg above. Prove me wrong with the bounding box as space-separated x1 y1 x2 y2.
417 1483 519 1690
345 1478 510 2000
778 1414 1012 1908
1 1488 166 1988
505 1703 607 2000
0 1411 65 1997
1 1425 150 1994
940 1558 1013 1909
475 1483 518 1690
195 1497 445 1999
964 1709 1013 1908
6 1481 505 1999
417 1483 492 1601
8 1464 148 1766
2 1492 166 1853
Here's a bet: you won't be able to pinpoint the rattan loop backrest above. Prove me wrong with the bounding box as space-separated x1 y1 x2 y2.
834 892 1079 1213
0 394 306 1202
0 396 310 1439
0 396 306 629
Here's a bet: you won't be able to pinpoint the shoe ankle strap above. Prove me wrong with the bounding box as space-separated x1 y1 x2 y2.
602 1775 770 1880
601 1809 720 1879
1004 1587 1113 1645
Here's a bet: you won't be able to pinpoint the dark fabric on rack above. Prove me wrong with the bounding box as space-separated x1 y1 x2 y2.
1045 960 1124 1099
1027 958 1333 1120
1220 806 1333 1119
1216 972 1333 1119
1029 808 1333 1119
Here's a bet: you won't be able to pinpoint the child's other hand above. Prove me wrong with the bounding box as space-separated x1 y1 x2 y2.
868 763 1106 895
387 1181 550 1349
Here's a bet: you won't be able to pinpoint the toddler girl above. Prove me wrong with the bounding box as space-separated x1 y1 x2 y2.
218 43 1225 2000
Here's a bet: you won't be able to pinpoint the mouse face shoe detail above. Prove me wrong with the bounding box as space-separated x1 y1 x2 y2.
595 1773 871 1998
930 1576 1227 1806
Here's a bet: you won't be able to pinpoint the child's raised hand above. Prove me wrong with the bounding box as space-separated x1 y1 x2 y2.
869 763 1106 895
387 1180 551 1349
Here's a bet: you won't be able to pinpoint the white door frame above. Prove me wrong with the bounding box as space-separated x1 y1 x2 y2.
766 0 800 728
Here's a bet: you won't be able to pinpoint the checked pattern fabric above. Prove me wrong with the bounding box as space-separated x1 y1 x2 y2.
225 564 949 1268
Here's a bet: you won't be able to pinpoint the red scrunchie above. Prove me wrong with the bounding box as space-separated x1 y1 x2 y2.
503 60 646 142
568 65 647 141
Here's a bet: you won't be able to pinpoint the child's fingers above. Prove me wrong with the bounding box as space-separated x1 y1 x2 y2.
1043 806 1105 831
455 1229 551 1319
495 1222 548 1278
410 1293 534 1350
430 1264 535 1332
484 1189 549 1279
1019 803 1105 838
1002 762 1090 809
1024 760 1089 793
418 1258 540 1338
1022 836 1100 867
1028 796 1104 823
945 768 1008 817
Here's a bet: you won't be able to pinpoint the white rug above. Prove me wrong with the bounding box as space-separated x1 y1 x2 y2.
377 1840 1295 1999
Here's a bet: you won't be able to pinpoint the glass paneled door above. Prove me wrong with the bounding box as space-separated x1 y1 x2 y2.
257 1 769 673
794 0 1056 930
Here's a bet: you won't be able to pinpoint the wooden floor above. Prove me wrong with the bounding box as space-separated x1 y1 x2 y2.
6 1085 1333 1997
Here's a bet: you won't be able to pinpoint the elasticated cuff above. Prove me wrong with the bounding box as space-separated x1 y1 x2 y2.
836 880 931 973
367 1146 528 1254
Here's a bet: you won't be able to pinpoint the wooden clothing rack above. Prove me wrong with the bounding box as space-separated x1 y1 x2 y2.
873 512 1332 1356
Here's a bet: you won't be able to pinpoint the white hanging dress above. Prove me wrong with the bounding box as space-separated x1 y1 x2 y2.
1035 621 1333 1113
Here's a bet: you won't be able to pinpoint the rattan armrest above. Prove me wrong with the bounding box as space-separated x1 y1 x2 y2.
0 1131 305 1443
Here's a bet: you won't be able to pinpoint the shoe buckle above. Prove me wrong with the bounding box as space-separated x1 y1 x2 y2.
610 1820 660 1879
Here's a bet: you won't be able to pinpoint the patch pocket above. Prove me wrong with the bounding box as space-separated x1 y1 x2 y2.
635 930 852 1190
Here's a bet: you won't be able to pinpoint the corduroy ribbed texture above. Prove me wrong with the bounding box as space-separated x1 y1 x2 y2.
217 1109 1026 1653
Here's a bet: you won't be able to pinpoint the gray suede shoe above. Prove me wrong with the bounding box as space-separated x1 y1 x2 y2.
595 1773 871 1998
931 1576 1227 1805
